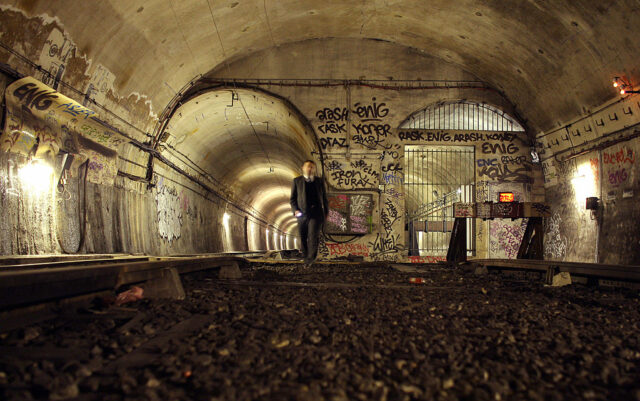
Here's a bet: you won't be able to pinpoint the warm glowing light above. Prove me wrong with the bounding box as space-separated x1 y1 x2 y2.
613 81 619 88
620 89 626 95
498 192 515 202
571 161 597 206
223 212 230 225
18 159 53 193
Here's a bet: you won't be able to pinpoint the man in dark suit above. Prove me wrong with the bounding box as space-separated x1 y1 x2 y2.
290 160 329 265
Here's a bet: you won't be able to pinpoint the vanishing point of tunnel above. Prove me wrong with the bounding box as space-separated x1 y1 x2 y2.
0 1 640 400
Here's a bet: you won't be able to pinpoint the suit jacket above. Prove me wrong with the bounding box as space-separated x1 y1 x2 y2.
290 175 329 219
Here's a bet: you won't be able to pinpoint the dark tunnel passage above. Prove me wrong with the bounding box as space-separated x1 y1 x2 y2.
1 1 640 400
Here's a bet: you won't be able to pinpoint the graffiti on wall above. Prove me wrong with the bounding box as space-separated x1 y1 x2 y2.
544 212 568 260
326 158 380 189
156 183 182 242
489 219 528 259
326 242 369 257
603 145 636 188
316 107 349 150
1 77 126 185
398 131 515 143
38 28 76 90
381 160 404 185
314 98 393 151
84 64 116 106
369 196 404 260
407 255 446 264
476 143 533 183
351 98 393 150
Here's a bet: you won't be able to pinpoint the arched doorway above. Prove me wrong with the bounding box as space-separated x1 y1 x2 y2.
399 101 526 258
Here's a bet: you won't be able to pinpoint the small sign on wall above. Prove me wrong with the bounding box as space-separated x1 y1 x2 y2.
454 203 476 218
325 193 374 235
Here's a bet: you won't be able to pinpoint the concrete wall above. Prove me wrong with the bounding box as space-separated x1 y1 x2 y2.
0 9 290 256
2 6 640 265
537 96 640 265
0 144 268 255
0 34 546 260
199 39 545 262
0 72 277 256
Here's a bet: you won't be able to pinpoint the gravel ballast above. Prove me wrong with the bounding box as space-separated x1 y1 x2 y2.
1 262 639 401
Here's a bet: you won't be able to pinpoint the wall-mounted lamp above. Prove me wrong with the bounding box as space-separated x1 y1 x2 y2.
613 76 640 94
18 158 54 194
586 197 599 210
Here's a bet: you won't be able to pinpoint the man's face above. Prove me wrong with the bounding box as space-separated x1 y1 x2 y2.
302 162 316 176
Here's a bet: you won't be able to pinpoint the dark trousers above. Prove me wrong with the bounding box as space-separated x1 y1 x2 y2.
297 215 322 263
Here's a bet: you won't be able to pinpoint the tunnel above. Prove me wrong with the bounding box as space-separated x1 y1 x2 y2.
1 1 640 400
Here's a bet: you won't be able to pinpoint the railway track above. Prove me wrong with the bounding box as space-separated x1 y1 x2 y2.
1 253 639 331
1 261 638 401
467 258 640 286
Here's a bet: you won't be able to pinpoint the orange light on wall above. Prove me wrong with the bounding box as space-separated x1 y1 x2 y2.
613 76 640 95
498 192 515 202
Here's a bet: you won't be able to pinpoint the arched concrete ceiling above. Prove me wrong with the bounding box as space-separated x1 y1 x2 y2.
5 0 640 133
2 0 640 237
163 87 315 229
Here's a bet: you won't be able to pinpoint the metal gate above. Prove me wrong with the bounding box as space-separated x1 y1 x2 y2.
404 146 475 256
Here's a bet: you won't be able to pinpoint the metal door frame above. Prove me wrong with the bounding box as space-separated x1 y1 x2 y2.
404 145 476 256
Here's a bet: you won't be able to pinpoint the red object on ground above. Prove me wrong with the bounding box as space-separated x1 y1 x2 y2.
115 286 144 305
409 277 425 284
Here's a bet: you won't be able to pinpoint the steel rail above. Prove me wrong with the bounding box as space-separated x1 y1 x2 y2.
0 254 261 311
470 259 640 283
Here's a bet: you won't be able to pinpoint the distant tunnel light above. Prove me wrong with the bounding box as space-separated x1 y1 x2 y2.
18 159 53 193
265 228 270 250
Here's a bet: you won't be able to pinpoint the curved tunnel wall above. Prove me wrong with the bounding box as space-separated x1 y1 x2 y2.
0 4 639 263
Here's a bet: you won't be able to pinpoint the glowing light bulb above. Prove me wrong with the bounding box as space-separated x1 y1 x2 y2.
613 81 619 88
620 89 626 95
18 159 53 193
